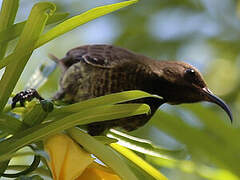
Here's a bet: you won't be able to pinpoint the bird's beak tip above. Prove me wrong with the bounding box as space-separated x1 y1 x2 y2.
202 87 233 123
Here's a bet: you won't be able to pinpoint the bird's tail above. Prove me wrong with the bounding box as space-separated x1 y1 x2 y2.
48 53 67 72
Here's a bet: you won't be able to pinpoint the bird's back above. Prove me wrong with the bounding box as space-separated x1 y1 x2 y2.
58 45 153 102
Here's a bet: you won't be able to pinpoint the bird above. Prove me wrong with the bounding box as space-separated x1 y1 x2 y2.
12 44 233 136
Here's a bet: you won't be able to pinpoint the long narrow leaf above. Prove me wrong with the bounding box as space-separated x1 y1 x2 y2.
50 90 161 115
0 104 150 162
0 12 69 44
0 0 137 70
110 143 168 180
108 129 187 160
0 0 19 59
35 0 138 48
0 113 25 134
0 2 56 112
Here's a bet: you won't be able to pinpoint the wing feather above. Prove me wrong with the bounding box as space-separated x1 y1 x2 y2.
64 44 141 69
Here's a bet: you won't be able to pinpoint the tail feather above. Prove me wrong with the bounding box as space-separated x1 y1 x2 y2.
48 54 67 72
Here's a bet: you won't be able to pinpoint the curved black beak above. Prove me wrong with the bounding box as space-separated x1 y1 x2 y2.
202 87 233 123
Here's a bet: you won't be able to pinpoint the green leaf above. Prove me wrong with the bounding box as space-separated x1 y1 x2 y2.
119 154 157 180
22 103 48 127
15 175 44 180
68 127 138 180
0 160 10 177
0 103 150 162
50 90 161 116
0 0 19 59
94 136 118 144
0 2 56 112
0 0 138 70
45 12 69 25
0 12 69 44
35 0 138 48
110 143 168 180
181 104 240 150
146 155 239 180
0 113 25 134
108 129 187 160
152 110 240 177
0 0 139 112
7 166 50 178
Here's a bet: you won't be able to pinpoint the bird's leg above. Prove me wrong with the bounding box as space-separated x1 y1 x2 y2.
12 88 44 109
20 99 25 107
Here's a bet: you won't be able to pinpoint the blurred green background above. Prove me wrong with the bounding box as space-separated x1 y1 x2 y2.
1 0 240 179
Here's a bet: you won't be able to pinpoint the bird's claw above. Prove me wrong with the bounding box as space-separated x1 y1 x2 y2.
11 88 44 109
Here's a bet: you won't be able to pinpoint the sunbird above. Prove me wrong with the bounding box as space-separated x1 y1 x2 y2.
12 44 233 135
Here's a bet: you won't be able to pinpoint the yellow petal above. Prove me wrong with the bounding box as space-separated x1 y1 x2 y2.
44 134 94 180
77 162 121 180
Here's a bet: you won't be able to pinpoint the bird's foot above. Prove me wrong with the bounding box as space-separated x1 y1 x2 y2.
12 88 44 109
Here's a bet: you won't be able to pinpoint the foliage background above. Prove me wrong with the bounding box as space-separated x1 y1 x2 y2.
1 0 240 179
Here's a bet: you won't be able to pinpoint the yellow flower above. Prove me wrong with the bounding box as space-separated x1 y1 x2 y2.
44 134 121 180
77 162 121 180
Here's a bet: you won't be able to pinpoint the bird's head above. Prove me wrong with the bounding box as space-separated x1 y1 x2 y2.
150 61 233 122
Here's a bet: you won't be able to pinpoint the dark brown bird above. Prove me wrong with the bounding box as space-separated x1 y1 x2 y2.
46 44 232 135
12 44 232 135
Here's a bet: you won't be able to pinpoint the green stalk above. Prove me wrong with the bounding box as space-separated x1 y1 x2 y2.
0 0 19 59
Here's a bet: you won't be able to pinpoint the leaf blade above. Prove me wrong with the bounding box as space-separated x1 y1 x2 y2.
35 0 138 48
50 90 161 116
0 2 56 112
68 127 138 180
0 103 150 162
110 143 168 180
108 129 187 160
0 0 19 59
0 12 69 44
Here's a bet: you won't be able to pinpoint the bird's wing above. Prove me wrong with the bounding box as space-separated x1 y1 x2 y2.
64 44 141 69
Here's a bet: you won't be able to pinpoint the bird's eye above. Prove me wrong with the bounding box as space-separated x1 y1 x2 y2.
184 68 197 82
185 68 195 75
